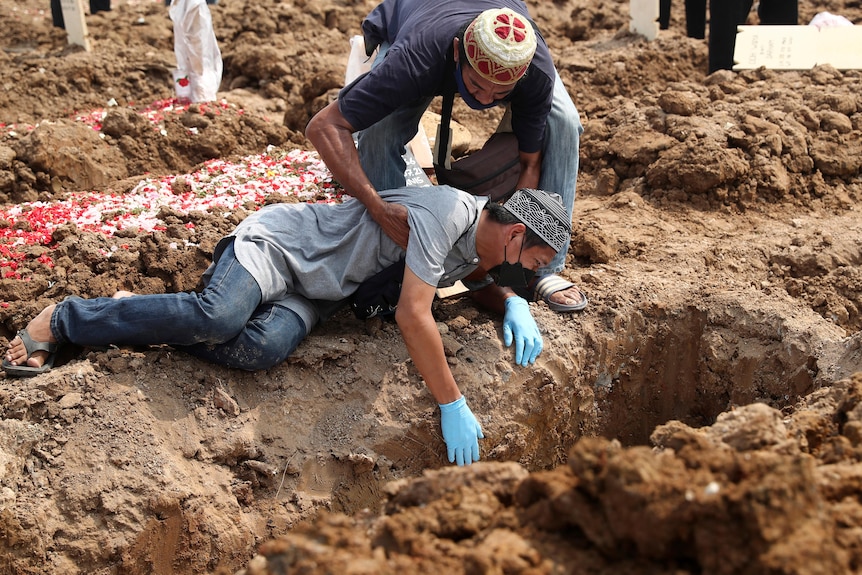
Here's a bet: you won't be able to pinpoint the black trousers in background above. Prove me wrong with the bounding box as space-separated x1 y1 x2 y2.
709 0 798 73
659 0 707 39
657 0 798 73
164 0 219 5
51 0 112 29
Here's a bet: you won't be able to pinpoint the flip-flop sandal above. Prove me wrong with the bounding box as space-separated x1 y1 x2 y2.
2 329 59 378
534 274 588 313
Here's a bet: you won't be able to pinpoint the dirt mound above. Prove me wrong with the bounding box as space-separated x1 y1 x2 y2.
1 0 861 574
249 375 862 574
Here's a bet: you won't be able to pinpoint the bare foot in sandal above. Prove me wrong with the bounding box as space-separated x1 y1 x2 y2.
5 304 57 369
546 285 587 308
533 275 588 313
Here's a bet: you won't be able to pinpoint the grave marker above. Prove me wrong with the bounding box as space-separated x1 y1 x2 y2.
733 25 862 70
630 0 660 41
59 0 91 51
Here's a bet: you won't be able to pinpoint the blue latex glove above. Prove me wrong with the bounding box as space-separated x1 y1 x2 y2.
439 396 484 466
503 296 543 366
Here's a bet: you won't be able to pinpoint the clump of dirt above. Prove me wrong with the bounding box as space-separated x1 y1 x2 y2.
248 375 862 574
0 0 861 574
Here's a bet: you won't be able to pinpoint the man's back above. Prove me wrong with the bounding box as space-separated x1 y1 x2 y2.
227 186 485 304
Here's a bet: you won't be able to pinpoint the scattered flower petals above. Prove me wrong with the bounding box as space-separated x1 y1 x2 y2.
0 147 342 280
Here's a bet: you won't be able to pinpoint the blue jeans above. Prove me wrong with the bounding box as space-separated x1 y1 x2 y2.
536 71 583 274
357 44 583 275
50 242 308 370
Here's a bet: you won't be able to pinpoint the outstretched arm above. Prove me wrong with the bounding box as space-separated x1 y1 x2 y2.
396 266 483 465
306 102 410 248
469 283 543 367
396 267 461 404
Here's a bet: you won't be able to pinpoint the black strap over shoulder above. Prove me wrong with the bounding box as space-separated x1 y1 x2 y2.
435 46 458 171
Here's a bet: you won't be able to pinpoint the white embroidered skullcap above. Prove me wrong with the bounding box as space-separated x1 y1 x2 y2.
463 8 537 85
502 189 570 253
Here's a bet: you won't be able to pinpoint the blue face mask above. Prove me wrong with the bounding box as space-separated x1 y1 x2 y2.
455 61 498 110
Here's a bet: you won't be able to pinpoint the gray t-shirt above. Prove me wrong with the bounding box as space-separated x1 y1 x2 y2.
208 185 488 329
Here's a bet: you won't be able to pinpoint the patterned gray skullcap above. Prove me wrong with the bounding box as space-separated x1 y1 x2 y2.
502 188 571 253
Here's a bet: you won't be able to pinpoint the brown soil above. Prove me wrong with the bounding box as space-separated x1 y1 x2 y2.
1 0 862 574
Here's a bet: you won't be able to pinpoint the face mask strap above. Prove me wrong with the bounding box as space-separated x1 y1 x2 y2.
495 231 534 288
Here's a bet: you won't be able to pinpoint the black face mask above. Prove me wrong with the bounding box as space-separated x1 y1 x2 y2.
488 241 535 288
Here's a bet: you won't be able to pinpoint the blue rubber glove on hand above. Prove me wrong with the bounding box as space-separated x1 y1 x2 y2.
439 396 484 466
503 296 543 366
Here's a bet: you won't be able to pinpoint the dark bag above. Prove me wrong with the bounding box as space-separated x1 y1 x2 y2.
349 258 406 320
433 49 521 202
435 132 520 201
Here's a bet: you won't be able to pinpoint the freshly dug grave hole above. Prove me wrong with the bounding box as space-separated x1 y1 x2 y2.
237 309 862 575
591 302 818 447
318 297 831 516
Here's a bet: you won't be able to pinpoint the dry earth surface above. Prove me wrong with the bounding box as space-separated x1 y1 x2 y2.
1 0 862 573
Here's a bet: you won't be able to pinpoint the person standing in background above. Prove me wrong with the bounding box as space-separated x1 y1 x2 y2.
656 0 798 73
708 0 798 73
658 0 707 39
51 0 111 29
165 0 218 5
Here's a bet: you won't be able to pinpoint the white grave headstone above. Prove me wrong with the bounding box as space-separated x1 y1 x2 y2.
60 0 91 51
630 0 660 41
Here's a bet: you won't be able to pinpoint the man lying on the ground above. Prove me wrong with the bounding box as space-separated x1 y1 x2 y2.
3 186 571 466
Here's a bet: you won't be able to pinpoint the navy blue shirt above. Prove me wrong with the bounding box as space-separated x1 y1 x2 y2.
339 0 556 154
